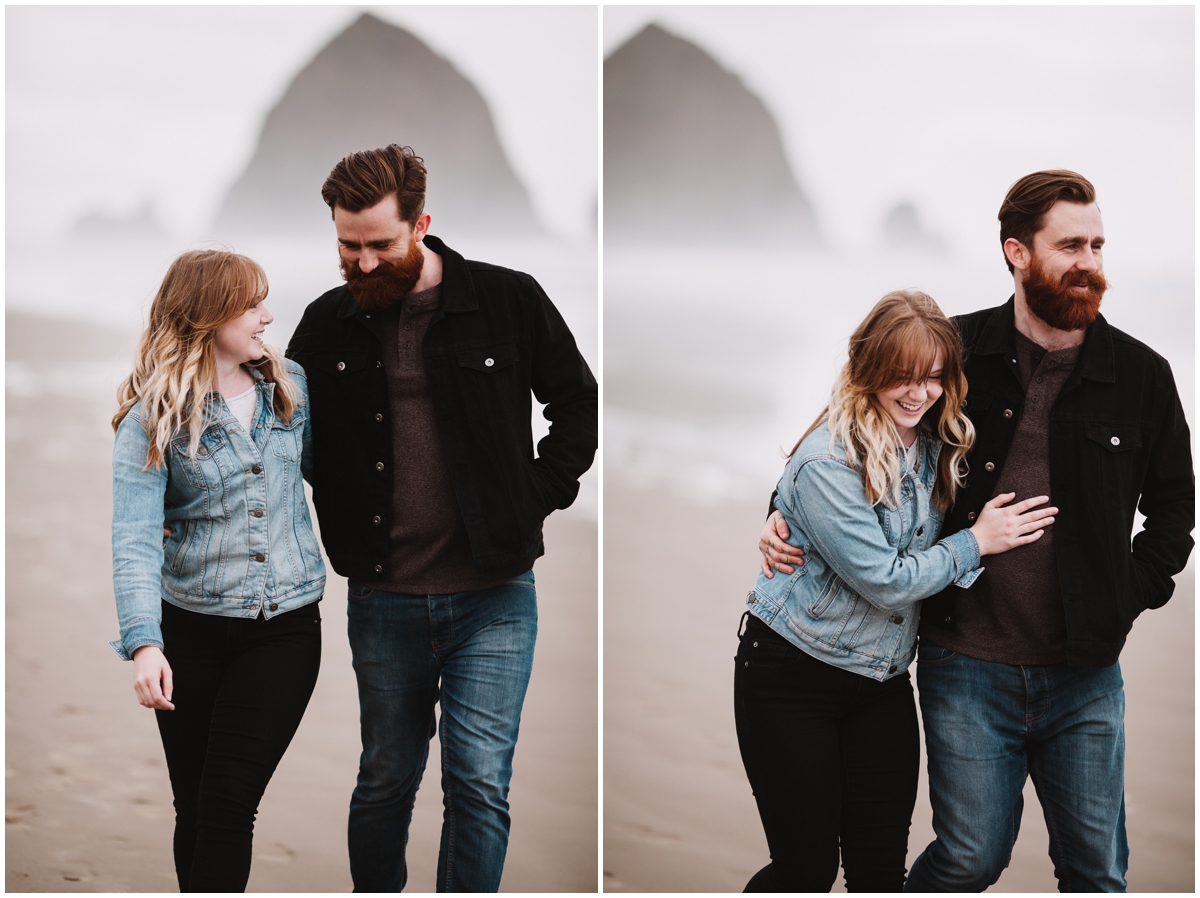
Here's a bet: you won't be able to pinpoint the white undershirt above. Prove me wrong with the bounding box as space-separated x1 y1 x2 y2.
903 438 919 474
224 384 258 432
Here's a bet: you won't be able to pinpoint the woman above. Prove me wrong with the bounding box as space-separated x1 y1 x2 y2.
110 250 325 892
734 290 1055 892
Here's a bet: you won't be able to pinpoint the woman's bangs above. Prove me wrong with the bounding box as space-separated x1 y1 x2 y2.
882 322 942 387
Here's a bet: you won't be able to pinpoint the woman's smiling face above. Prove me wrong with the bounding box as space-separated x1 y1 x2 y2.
874 350 943 445
214 301 273 368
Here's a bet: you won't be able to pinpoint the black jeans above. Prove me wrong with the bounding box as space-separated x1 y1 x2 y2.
734 613 919 892
155 600 321 892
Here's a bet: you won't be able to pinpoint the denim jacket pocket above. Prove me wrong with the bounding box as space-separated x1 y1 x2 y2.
168 519 197 575
809 574 843 618
170 429 228 490
270 409 305 463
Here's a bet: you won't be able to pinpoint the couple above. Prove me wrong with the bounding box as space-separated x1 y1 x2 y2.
110 144 597 892
736 170 1193 892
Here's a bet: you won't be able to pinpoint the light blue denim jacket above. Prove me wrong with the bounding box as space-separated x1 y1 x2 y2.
747 421 981 681
110 360 325 660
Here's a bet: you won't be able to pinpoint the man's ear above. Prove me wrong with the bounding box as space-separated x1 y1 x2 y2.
413 213 432 242
1004 237 1032 273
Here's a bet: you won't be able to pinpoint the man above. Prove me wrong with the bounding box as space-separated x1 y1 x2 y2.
759 170 1193 891
287 144 597 892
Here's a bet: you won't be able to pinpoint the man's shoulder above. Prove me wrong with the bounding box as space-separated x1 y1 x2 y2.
463 257 540 293
304 284 351 316
951 303 1006 341
1106 319 1178 379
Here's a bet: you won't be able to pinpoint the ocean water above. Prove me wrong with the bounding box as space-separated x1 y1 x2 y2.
6 232 599 519
605 247 1194 505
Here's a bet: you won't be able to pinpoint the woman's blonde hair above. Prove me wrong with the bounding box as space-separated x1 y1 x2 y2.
794 290 974 511
112 250 299 469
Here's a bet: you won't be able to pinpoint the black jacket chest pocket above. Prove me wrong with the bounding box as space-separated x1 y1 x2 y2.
1085 422 1143 453
306 354 375 378
457 343 520 373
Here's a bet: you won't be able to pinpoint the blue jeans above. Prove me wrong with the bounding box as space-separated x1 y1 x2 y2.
345 572 538 892
905 642 1128 892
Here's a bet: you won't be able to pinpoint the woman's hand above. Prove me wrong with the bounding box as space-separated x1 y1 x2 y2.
969 492 1058 557
132 645 175 710
758 510 806 578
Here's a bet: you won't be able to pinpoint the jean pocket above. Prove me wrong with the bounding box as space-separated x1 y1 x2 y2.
347 581 375 603
917 641 959 666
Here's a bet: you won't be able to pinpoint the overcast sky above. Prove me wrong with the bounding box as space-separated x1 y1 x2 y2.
604 6 1193 272
7 6 598 242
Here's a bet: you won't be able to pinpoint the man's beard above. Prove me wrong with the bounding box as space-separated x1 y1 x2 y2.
340 238 425 313
1022 254 1107 332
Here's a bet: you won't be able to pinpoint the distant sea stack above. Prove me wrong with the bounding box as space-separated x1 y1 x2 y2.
605 23 819 247
214 13 539 239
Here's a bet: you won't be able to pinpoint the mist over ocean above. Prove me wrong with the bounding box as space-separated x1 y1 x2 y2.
605 247 1194 506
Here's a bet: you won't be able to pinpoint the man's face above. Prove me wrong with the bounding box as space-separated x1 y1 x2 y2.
1021 201 1108 332
334 194 428 311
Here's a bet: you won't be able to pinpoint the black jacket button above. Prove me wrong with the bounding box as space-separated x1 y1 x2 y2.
985 462 995 472
375 462 385 471
373 516 382 525
375 413 383 422
374 564 383 574
967 511 977 522
1003 409 1013 419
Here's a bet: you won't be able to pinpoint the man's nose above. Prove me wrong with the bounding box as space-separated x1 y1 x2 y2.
1077 246 1100 272
358 250 379 273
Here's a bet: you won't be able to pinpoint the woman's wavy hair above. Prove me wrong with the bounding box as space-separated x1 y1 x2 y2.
793 290 974 511
112 250 299 469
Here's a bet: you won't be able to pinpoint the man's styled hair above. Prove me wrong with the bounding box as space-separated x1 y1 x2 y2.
998 170 1096 273
321 144 427 225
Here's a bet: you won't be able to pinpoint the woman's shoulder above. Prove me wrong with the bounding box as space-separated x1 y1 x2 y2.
282 357 306 379
790 422 854 471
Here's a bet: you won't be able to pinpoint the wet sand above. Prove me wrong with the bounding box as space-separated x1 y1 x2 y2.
603 477 1194 892
5 312 598 892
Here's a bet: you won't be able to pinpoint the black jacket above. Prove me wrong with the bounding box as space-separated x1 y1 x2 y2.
286 235 597 583
923 298 1194 667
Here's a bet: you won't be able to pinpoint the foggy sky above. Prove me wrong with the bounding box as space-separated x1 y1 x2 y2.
604 6 1194 273
7 6 597 242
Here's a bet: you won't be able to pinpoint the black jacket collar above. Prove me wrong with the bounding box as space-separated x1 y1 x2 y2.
974 295 1116 385
334 233 478 320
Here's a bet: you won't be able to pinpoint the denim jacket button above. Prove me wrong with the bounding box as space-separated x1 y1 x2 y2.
916 527 924 537
253 553 265 562
197 446 208 457
251 509 264 518
268 602 278 612
251 465 262 474
889 665 897 673
890 615 905 624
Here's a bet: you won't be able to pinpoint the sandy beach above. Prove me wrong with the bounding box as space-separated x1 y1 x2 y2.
603 476 1194 892
5 311 598 892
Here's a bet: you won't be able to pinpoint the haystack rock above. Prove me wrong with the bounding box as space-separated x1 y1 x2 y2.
604 23 819 246
214 13 539 239
881 202 946 253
